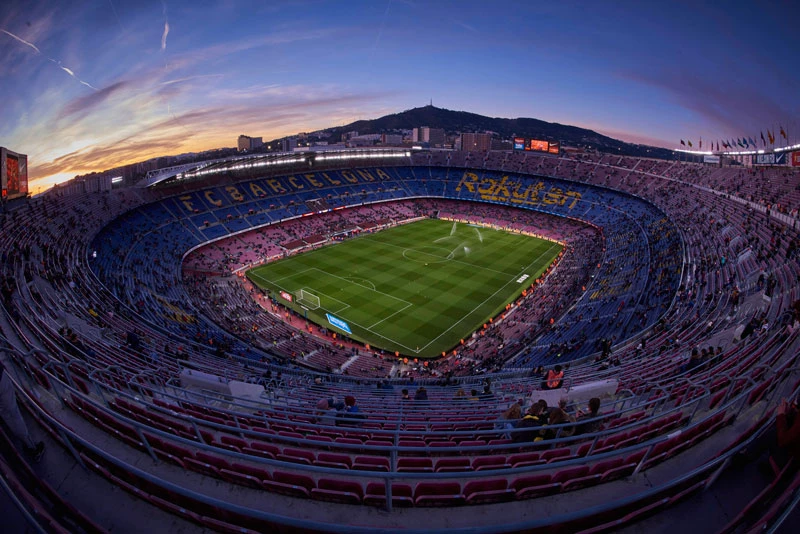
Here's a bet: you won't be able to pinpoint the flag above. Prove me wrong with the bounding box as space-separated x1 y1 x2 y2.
716 141 720 151
749 136 757 147
699 138 702 149
768 130 775 144
680 139 685 146
761 131 766 146
781 126 787 139
738 139 745 147
688 140 693 147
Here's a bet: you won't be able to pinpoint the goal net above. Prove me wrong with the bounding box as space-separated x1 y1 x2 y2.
297 289 321 310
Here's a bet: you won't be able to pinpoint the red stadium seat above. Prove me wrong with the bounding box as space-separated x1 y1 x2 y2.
311 478 363 504
414 482 465 506
511 474 560 499
397 457 434 473
464 479 515 504
352 455 390 472
262 471 314 498
315 452 352 469
363 482 414 508
471 455 511 471
435 457 472 472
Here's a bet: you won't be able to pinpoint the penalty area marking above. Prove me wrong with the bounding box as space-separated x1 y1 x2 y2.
343 277 376 290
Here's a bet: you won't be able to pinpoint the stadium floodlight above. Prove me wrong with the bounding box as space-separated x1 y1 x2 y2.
297 289 321 310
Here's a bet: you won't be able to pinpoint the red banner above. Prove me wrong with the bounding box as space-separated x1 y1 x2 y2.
792 151 800 167
279 291 293 302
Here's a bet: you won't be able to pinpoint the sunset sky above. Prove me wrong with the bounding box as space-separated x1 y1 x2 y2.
1 0 798 194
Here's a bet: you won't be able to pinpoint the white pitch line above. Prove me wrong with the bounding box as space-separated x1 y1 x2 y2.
309 267 412 307
270 267 316 284
415 243 561 354
263 267 421 352
366 301 413 330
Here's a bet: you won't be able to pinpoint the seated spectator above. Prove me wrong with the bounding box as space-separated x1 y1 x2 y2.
315 398 337 426
683 348 703 374
401 389 411 401
538 408 573 440
344 395 359 413
468 389 481 401
498 402 522 437
512 404 544 443
536 399 551 424
453 388 467 400
337 395 365 426
575 397 602 435
414 386 428 401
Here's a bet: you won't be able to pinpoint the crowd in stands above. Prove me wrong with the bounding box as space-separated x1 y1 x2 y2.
0 149 799 532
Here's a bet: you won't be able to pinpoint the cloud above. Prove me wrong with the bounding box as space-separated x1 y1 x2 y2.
26 88 395 188
2 28 97 90
160 73 224 86
161 0 169 50
0 29 42 53
161 21 169 50
59 80 129 118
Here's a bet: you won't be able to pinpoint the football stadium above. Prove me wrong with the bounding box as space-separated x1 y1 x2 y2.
2 144 800 533
2 1 800 532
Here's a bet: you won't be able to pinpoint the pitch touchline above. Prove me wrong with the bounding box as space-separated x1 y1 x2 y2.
415 243 561 353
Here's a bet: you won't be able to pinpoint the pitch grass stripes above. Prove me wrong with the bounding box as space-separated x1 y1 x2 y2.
246 219 562 358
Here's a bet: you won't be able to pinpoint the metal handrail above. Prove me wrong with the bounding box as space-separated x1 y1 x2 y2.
6 345 781 533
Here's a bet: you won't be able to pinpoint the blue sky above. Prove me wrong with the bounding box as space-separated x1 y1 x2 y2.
1 0 798 192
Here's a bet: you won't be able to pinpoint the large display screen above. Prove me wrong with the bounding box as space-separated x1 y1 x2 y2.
1 147 28 200
512 138 559 154
529 139 549 152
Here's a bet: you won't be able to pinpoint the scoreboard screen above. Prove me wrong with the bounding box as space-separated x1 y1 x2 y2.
529 139 549 151
512 138 559 154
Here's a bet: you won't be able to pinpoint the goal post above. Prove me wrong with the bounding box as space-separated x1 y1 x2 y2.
297 289 321 310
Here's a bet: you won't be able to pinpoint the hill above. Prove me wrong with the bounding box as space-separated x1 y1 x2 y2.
312 105 674 159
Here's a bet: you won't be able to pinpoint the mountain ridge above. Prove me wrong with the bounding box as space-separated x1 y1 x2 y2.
294 105 674 159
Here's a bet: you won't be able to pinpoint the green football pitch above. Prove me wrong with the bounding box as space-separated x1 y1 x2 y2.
246 218 562 358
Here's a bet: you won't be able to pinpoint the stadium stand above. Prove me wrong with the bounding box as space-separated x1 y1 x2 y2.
0 148 799 532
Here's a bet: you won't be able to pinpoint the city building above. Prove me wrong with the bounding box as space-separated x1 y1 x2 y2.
237 135 263 152
461 132 493 152
412 127 445 148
